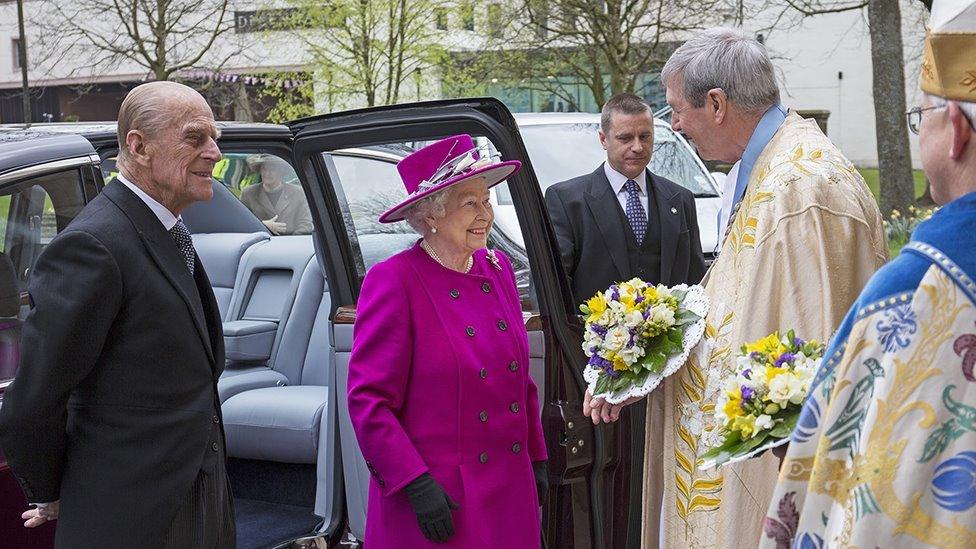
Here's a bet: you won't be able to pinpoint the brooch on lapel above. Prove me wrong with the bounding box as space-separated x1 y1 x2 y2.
486 249 502 271
670 207 678 214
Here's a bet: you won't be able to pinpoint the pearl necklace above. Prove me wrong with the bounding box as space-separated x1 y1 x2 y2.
421 240 473 273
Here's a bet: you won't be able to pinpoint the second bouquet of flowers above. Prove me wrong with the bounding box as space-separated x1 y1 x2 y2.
700 330 824 469
581 279 708 404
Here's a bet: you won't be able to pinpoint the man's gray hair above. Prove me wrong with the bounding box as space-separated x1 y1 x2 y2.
661 27 780 114
925 92 976 129
402 188 452 235
116 81 198 167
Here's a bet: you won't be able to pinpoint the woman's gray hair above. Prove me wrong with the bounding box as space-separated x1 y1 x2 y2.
661 27 780 114
924 92 976 128
402 187 452 235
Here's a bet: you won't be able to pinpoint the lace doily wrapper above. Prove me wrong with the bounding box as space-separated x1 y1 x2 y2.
583 284 709 405
698 435 788 470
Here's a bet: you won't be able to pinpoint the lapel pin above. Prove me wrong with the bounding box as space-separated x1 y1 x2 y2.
670 207 678 214
486 249 502 270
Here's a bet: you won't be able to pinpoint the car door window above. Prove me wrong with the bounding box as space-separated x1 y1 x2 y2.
0 168 87 386
326 139 538 313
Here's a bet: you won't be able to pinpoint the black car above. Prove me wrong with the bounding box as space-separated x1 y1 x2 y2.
0 99 646 548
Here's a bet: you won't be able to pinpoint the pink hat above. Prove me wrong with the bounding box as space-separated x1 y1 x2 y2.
378 134 522 223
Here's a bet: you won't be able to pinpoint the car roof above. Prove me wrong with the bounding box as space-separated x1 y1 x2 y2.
0 121 292 142
0 131 96 177
513 111 671 128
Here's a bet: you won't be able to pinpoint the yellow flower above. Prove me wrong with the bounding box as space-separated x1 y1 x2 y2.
731 415 757 438
585 293 607 323
744 333 783 355
723 393 743 420
611 353 629 372
765 366 789 384
891 209 901 219
643 286 659 303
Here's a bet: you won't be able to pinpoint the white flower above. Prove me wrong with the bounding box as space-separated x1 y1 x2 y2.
604 325 630 353
767 372 806 406
617 344 644 364
650 303 676 326
754 414 774 433
623 310 645 329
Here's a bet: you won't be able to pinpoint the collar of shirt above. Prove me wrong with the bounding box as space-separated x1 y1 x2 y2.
604 162 648 196
731 104 788 208
117 173 180 231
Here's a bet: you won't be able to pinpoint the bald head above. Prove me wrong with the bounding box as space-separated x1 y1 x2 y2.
117 82 212 168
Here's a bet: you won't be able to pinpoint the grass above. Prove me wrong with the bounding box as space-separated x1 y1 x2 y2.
857 168 929 203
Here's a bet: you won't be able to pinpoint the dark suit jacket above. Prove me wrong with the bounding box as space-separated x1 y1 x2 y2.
545 164 707 305
0 181 226 548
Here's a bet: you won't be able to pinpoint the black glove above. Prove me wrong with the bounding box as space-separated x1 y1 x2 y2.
532 460 549 506
404 473 459 543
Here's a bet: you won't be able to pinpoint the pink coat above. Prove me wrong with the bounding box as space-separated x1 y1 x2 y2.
347 242 548 548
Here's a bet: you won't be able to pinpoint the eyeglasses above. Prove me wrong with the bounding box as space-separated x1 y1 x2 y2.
905 105 944 135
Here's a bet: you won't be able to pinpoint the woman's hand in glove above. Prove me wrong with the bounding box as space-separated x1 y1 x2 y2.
404 473 460 543
532 460 549 506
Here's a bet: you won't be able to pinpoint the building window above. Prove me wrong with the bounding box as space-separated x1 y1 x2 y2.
460 2 474 31
12 38 22 70
487 4 503 38
435 7 448 30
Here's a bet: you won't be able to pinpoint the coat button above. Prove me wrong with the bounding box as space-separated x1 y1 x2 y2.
466 326 475 337
212 415 220 424
479 452 488 464
510 402 520 413
211 442 219 452
450 289 460 298
479 410 488 422
497 320 507 331
509 360 518 372
482 282 491 293
512 443 521 454
479 367 488 379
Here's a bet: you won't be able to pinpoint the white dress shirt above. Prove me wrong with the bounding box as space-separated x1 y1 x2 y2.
604 162 649 216
117 174 181 230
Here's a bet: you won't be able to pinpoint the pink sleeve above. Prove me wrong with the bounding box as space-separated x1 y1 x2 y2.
346 261 429 496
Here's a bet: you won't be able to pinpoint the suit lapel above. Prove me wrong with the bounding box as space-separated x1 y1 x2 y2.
102 182 215 365
193 258 224 375
584 166 630 279
651 172 681 283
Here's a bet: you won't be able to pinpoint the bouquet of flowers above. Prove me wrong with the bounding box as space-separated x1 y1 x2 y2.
581 279 708 404
700 330 824 468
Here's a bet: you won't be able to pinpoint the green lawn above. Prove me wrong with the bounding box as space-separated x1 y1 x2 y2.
857 168 928 203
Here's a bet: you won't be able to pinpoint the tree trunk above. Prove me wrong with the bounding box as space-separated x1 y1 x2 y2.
868 0 915 214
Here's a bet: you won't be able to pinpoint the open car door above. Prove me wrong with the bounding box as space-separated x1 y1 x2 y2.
289 98 640 548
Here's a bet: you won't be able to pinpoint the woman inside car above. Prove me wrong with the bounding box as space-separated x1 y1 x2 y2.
346 134 548 547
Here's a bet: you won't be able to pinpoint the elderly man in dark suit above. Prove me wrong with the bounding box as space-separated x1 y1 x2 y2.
0 81 235 548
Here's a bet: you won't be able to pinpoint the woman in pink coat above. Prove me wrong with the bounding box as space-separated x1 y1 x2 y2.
347 134 548 548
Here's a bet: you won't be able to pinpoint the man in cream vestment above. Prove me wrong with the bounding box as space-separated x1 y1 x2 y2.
640 28 888 548
761 1 976 547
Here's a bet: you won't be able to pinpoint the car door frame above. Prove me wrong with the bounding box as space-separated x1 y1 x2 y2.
287 97 638 548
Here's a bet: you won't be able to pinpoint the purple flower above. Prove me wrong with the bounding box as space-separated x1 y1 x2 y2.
742 369 752 380
635 293 645 304
610 286 620 301
794 337 806 347
591 324 607 337
740 385 755 402
775 352 797 367
750 351 763 361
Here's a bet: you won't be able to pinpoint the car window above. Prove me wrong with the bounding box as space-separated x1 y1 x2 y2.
326 141 538 312
0 168 87 387
101 153 313 236
513 122 716 199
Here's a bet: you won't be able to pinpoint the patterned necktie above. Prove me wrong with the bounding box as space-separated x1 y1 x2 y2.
624 179 647 245
169 220 196 277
